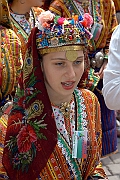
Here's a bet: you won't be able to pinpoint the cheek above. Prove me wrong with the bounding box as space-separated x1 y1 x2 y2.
82 63 84 72
77 64 84 77
44 68 56 84
80 63 84 72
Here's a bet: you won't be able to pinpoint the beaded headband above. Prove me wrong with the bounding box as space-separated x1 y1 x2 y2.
36 11 93 55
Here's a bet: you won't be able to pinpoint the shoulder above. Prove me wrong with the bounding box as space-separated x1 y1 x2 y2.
75 88 99 103
78 88 97 98
100 0 116 11
75 89 101 126
49 0 64 15
101 0 114 6
110 25 120 45
109 24 120 61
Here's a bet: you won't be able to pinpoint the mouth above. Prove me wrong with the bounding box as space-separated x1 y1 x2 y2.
61 81 75 90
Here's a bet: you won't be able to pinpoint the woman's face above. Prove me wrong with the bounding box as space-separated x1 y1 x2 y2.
26 0 44 7
42 50 84 102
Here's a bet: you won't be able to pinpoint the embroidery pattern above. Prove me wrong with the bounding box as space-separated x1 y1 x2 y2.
55 89 87 179
5 57 47 172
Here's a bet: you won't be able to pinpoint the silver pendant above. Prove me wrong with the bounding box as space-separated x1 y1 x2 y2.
90 51 104 68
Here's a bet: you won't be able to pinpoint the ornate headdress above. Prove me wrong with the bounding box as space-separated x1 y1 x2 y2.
0 0 11 28
36 11 93 55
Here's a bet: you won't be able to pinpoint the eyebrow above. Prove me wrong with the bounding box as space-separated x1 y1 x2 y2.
51 58 66 60
51 56 84 61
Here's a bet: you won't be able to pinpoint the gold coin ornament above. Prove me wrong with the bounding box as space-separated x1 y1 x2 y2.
65 50 78 61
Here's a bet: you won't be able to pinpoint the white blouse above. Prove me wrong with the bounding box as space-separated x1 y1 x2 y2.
102 24 120 110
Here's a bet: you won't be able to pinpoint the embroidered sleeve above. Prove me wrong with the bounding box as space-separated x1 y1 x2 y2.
0 116 9 179
104 0 118 58
80 89 107 179
10 29 23 89
88 94 107 179
49 0 63 16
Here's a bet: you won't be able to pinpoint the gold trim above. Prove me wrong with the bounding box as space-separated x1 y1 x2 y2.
66 50 78 61
39 45 84 55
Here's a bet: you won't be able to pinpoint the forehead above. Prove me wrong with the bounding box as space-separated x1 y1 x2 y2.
43 50 84 61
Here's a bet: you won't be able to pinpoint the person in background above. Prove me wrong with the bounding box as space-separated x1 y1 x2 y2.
7 0 52 60
112 0 120 137
0 0 51 178
3 11 107 180
113 0 120 23
0 0 22 178
103 24 120 137
49 0 118 157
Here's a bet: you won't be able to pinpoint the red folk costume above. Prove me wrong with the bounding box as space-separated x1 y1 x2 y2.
49 0 118 157
9 5 44 60
113 0 120 12
0 0 22 178
3 12 107 180
113 0 120 23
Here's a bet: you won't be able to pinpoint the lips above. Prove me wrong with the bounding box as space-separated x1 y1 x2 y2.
61 81 75 90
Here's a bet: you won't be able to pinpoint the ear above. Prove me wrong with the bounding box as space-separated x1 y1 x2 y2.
41 61 43 72
83 49 90 70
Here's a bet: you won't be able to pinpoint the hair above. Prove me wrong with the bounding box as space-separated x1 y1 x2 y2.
42 0 53 10
7 0 13 3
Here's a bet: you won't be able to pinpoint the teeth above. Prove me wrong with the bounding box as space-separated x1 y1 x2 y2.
64 82 73 86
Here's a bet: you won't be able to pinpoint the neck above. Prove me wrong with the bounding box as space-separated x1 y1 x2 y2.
10 1 31 14
50 94 72 106
49 93 73 106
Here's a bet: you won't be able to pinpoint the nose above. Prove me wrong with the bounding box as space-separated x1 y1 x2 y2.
65 64 75 79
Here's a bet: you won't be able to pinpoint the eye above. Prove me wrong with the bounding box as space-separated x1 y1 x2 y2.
55 62 65 66
73 59 83 65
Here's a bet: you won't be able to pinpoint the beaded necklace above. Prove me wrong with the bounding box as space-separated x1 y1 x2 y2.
52 89 87 147
51 95 74 146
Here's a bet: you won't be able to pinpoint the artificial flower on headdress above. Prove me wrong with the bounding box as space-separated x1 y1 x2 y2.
38 10 55 28
80 13 93 28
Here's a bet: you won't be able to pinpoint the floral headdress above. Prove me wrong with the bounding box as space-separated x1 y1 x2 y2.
36 11 93 55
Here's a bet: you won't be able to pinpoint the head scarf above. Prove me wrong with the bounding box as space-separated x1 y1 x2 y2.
3 27 57 180
0 0 12 28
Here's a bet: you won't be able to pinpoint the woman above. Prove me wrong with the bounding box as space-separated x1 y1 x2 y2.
3 12 107 180
0 0 22 178
112 0 120 137
49 0 118 157
7 0 52 60
103 24 120 136
113 0 120 23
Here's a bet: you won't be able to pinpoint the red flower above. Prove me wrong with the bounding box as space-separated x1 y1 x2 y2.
57 17 65 25
17 124 37 153
8 112 24 134
83 13 93 28
81 19 87 27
